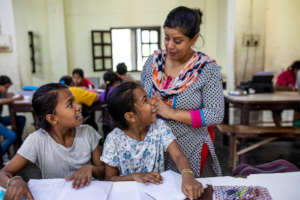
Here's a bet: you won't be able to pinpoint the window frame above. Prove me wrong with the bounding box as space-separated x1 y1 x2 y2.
91 30 113 72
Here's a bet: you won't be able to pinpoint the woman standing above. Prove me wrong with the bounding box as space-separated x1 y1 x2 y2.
141 6 224 177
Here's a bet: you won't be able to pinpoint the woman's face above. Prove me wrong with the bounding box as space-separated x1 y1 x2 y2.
164 27 198 61
52 89 83 128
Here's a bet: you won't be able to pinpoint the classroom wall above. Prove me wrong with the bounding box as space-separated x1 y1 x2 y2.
0 0 21 93
64 0 223 81
6 0 227 87
234 0 266 86
264 0 300 78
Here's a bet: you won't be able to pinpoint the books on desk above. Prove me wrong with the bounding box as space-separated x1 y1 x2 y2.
28 179 113 200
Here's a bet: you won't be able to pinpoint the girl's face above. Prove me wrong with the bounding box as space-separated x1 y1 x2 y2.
52 89 83 128
164 27 198 61
132 87 157 127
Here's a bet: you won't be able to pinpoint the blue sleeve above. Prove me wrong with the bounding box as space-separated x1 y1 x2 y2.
100 132 120 168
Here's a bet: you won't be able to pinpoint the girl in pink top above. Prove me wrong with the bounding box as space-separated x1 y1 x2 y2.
275 61 300 91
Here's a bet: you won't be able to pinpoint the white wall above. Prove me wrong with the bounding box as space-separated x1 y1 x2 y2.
0 0 21 92
64 0 224 80
264 0 300 78
234 0 266 86
6 0 227 86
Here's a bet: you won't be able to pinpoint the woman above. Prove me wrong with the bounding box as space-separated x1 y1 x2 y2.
141 6 224 177
275 60 300 91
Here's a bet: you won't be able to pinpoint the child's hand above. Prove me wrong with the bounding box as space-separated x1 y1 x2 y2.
133 172 163 184
181 174 204 200
12 94 23 101
65 164 93 189
152 95 173 119
4 178 34 200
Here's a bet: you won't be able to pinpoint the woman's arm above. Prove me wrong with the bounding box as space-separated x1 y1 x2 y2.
153 65 224 128
167 141 204 200
105 164 162 184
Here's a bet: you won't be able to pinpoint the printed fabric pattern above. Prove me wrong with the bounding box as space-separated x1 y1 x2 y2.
100 119 176 176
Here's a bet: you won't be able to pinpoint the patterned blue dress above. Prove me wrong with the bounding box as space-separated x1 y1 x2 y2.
100 119 176 176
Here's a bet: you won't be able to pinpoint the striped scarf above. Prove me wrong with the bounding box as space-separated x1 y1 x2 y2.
151 49 216 105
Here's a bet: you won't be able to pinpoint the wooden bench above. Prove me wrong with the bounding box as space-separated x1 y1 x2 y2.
217 124 300 169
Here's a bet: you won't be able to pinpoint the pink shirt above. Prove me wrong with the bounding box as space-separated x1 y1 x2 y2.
276 69 296 87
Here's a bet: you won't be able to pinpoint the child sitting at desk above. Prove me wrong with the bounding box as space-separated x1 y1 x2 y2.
101 82 204 200
99 71 121 139
0 83 104 200
0 75 25 155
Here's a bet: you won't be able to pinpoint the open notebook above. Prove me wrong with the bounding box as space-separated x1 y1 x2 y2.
28 179 113 200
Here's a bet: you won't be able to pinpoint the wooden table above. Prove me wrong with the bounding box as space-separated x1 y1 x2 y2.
8 99 33 133
223 91 300 125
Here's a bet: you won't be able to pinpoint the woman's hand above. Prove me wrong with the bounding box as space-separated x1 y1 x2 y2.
132 172 163 184
65 164 93 189
181 174 204 200
152 96 174 119
4 178 34 200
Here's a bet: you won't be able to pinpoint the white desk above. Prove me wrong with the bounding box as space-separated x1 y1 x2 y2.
2 172 299 200
109 172 300 200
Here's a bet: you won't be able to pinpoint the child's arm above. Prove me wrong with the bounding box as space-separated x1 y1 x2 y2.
0 154 33 200
167 141 204 200
91 144 105 178
104 164 162 184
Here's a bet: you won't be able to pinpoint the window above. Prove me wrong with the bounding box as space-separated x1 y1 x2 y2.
111 27 160 71
92 27 160 72
91 31 113 72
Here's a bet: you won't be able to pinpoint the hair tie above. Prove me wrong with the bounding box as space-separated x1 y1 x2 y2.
106 81 110 85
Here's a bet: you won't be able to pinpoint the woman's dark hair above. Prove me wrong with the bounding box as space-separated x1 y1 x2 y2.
72 68 84 78
32 83 68 131
0 75 12 86
59 75 73 86
103 70 121 102
289 61 300 71
116 63 127 75
163 6 203 39
107 81 140 129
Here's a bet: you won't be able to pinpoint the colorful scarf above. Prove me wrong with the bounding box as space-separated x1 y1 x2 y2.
151 49 216 105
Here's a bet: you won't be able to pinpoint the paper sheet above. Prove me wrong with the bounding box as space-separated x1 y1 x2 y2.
137 170 186 200
28 179 113 200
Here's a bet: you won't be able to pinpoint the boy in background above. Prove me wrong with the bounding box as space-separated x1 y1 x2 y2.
0 76 25 157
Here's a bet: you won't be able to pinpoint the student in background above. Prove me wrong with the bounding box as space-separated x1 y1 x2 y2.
59 76 99 130
0 76 25 154
99 71 121 139
0 83 104 200
116 63 134 82
72 68 94 89
275 61 300 91
273 61 300 126
101 82 204 200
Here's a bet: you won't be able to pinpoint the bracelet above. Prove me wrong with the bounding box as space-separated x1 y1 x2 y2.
6 176 22 188
181 169 194 176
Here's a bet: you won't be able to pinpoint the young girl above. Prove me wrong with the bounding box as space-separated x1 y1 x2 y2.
0 83 104 200
101 82 204 200
99 71 121 139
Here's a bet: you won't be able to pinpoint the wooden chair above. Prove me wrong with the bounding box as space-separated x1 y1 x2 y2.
217 124 300 169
